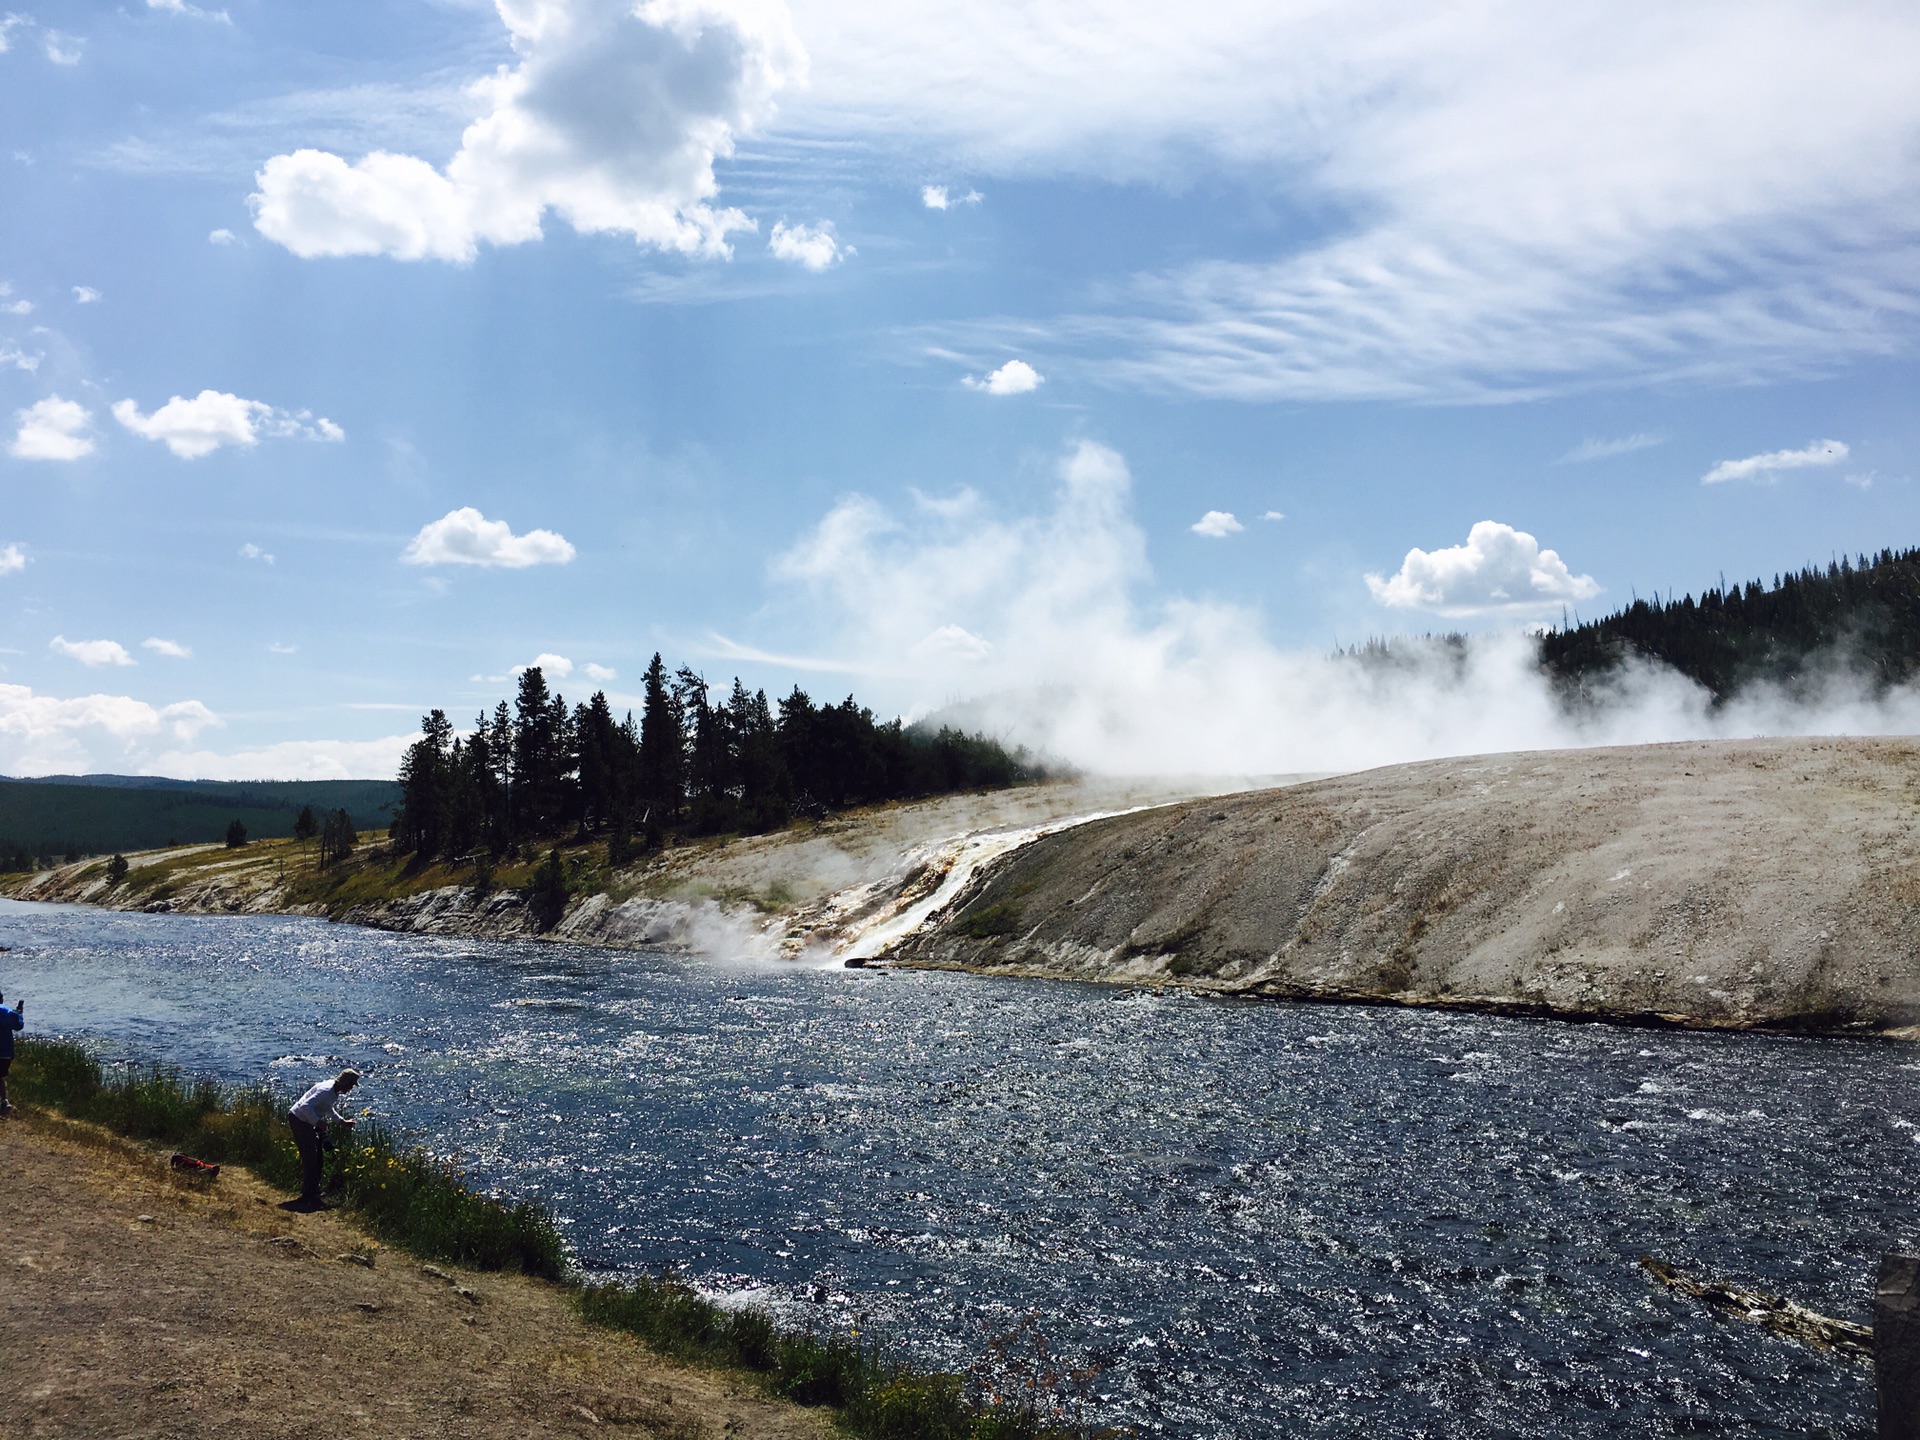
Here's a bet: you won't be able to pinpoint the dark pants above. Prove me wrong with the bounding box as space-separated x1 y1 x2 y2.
289 1114 324 1200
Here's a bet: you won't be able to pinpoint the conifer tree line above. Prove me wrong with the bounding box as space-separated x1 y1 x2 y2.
389 655 1040 863
1539 547 1920 701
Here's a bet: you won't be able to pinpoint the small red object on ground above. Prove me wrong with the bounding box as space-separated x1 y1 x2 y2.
169 1154 221 1177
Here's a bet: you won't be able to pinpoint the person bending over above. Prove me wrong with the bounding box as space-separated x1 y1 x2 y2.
287 1068 359 1207
0 990 21 1116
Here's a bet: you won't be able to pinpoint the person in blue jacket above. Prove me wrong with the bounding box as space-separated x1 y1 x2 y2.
0 989 23 1116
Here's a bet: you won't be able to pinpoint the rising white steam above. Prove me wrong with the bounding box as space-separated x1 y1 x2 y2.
769 441 1920 775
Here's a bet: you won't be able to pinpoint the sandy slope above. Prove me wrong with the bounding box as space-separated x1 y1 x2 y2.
884 737 1920 1032
0 1111 827 1440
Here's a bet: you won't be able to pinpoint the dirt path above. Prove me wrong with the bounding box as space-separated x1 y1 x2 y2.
0 1112 830 1440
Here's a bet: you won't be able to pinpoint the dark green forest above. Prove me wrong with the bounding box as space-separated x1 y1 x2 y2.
0 777 398 871
1538 547 1920 701
389 654 1042 864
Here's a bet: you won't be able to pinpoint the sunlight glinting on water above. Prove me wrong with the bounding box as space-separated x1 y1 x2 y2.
1 898 1907 1438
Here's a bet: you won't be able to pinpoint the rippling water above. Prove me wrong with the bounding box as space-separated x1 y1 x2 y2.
1 897 1910 1436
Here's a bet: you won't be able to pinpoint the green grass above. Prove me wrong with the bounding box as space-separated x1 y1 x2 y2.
10 1037 1108 1439
8 1038 564 1278
576 1277 1095 1438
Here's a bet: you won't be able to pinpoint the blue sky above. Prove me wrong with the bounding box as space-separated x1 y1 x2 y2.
3 0 1919 777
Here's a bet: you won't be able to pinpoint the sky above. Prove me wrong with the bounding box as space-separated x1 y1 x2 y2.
3 0 1920 778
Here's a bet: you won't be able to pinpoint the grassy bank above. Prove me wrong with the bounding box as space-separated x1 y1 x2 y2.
8 1038 1108 1439
9 1037 564 1276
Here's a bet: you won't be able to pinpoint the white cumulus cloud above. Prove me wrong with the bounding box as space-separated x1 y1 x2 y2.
145 734 413 782
402 507 577 568
963 358 1042 395
768 219 848 269
909 624 992 662
71 285 100 303
514 652 574 679
1701 439 1850 485
583 661 617 681
920 185 981 210
1366 520 1601 617
41 30 80 64
0 543 23 575
209 228 236 245
239 542 275 564
250 0 806 264
10 396 94 461
142 637 193 658
50 635 135 668
0 683 218 775
113 390 344 459
1191 510 1243 538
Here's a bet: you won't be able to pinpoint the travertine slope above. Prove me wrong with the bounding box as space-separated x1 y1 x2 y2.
884 737 1920 1032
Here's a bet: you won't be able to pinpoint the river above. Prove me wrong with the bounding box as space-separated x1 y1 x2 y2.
0 897 1907 1437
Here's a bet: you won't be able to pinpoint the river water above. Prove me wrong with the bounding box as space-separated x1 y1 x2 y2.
1 897 1909 1437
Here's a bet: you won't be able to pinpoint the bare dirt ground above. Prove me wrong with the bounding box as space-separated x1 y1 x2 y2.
0 1111 829 1440
889 736 1920 1032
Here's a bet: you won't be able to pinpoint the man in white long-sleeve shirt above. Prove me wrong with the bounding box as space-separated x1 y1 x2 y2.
287 1069 360 1207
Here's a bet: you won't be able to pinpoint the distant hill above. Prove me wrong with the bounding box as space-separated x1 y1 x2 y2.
1539 547 1920 702
0 777 398 867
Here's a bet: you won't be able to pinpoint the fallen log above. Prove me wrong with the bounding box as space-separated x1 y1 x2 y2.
1639 1254 1871 1361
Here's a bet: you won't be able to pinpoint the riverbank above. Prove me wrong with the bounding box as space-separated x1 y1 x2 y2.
0 776 1261 957
1 1040 1105 1440
887 736 1920 1036
0 1108 828 1440
11 736 1919 1035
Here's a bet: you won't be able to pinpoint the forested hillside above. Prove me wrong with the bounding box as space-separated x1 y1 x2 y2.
390 654 1042 864
0 778 398 869
1539 547 1920 701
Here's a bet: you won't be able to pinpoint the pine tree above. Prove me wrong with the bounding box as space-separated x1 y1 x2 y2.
512 668 559 838
637 653 685 838
393 709 455 860
320 808 357 867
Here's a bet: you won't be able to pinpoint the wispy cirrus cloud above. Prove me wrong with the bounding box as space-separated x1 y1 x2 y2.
1558 433 1663 464
801 2 1920 401
1701 439 1850 486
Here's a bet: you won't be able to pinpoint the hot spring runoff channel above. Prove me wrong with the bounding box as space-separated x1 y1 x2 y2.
3 898 1912 1437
